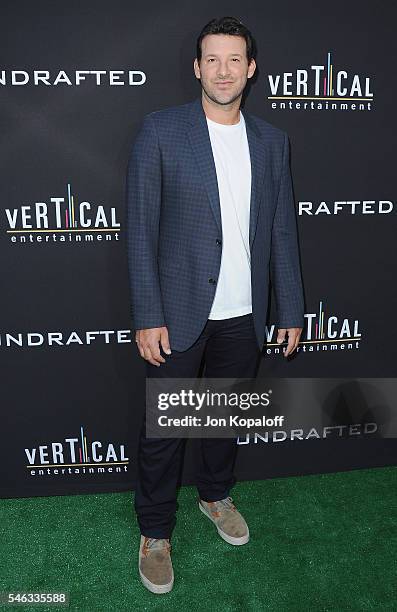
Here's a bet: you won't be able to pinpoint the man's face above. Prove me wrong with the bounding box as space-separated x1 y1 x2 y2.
194 33 256 106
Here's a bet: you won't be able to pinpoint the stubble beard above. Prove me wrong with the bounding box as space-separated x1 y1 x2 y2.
201 79 246 107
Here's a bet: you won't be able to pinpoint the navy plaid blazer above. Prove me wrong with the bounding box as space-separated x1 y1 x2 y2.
125 96 305 352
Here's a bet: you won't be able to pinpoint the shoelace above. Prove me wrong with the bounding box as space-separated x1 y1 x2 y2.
205 496 237 517
142 537 171 556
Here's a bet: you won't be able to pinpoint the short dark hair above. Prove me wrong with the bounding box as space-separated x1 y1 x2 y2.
196 16 256 64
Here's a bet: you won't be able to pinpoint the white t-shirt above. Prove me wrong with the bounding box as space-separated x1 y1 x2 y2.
206 110 252 319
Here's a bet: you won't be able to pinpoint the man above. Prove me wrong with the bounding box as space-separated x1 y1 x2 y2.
126 16 305 594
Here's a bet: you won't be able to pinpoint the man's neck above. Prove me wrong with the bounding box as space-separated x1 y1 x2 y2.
201 94 241 125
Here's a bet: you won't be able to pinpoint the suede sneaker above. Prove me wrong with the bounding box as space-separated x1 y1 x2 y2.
138 535 174 594
198 496 249 545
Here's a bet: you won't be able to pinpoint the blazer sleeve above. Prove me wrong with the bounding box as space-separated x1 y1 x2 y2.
125 113 166 330
270 132 305 328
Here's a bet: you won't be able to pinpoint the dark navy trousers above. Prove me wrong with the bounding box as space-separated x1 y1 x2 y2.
134 313 262 539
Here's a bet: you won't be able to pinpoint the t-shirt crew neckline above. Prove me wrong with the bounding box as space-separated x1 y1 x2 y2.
206 111 243 129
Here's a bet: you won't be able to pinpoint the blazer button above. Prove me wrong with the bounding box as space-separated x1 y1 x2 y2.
208 277 217 284
216 239 222 246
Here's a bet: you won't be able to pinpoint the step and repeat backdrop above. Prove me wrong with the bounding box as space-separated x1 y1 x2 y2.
1 1 396 497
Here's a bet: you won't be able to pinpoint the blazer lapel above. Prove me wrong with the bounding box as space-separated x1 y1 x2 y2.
186 96 268 252
186 99 222 236
244 111 269 250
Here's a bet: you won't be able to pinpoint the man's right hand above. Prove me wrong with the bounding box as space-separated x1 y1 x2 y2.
135 326 172 366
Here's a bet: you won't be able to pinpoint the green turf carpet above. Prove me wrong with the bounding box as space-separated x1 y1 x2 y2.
0 467 396 611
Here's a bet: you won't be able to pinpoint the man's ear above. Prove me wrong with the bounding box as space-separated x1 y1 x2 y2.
248 58 256 79
193 58 200 79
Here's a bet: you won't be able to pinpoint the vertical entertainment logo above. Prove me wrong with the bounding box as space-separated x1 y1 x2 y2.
265 300 362 354
25 425 130 477
267 51 374 111
5 183 120 245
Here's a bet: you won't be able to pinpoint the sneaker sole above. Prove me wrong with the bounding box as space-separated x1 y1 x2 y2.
198 501 250 545
139 565 174 594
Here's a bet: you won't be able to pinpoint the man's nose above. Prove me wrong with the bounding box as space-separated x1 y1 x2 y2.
217 67 230 78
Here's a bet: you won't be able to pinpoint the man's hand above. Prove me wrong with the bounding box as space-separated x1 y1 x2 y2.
135 326 171 366
276 327 302 357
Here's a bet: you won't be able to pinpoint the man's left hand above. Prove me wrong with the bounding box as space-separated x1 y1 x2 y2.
276 327 303 357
